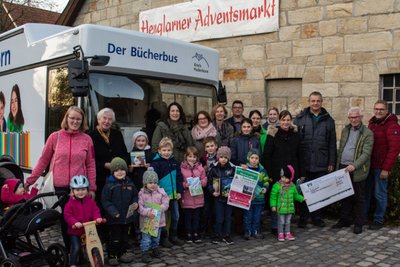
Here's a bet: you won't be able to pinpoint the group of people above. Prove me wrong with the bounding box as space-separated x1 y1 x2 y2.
3 91 399 266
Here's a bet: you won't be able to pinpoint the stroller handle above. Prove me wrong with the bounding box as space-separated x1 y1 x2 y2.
0 191 68 232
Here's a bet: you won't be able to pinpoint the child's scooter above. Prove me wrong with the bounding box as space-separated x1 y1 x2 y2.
73 219 106 267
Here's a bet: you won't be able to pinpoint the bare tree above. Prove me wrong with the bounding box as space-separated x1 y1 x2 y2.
0 0 61 33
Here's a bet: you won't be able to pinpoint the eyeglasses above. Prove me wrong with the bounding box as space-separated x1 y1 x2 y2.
348 116 361 120
68 117 82 121
232 106 243 109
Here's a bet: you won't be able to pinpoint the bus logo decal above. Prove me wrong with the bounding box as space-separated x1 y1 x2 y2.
192 53 209 73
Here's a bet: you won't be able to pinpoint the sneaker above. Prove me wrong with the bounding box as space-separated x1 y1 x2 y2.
186 234 193 243
141 251 152 263
332 220 351 229
285 232 296 241
212 236 220 244
278 233 284 242
354 225 363 234
119 252 134 263
108 256 120 266
152 247 162 258
368 221 383 230
222 236 234 245
193 233 202 243
312 219 326 227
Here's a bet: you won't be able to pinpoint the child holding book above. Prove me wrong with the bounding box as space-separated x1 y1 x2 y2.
270 165 304 242
130 131 154 189
1 178 38 207
138 167 169 263
180 146 207 243
64 175 102 267
208 146 235 245
242 149 269 240
102 157 138 266
151 137 184 247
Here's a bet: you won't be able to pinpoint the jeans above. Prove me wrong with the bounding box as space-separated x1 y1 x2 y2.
184 208 201 235
243 204 263 236
214 200 233 237
69 235 81 266
277 214 292 234
140 231 161 252
365 169 387 224
299 171 327 222
169 200 180 231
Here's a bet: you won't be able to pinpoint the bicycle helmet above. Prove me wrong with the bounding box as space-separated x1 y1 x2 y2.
70 175 89 189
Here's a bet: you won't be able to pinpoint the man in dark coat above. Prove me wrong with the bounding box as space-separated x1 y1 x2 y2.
365 100 400 230
294 91 337 228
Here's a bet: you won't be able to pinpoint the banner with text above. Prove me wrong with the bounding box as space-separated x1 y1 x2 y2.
139 0 279 42
228 167 259 210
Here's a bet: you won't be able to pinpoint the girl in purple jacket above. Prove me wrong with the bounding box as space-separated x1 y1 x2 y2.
64 175 102 267
180 146 207 243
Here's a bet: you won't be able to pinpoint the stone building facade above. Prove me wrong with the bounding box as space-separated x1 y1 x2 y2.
72 0 400 133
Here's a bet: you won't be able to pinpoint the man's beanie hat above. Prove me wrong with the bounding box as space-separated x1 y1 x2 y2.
110 157 128 174
143 167 159 185
217 146 231 161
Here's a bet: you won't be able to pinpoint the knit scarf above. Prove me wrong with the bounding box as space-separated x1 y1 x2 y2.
191 123 217 141
97 125 110 145
168 119 188 151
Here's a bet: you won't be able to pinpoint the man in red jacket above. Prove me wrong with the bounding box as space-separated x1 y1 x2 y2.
365 100 400 229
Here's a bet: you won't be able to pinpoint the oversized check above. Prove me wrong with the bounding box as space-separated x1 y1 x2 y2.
300 169 354 212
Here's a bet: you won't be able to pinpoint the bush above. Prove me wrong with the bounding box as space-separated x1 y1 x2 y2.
386 158 400 224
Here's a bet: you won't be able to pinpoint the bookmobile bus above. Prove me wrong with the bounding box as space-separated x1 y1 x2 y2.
0 23 225 174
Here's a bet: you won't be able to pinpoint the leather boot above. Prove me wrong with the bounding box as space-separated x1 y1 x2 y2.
160 230 173 248
169 229 184 246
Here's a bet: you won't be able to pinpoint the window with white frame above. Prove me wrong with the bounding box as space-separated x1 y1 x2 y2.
381 74 400 115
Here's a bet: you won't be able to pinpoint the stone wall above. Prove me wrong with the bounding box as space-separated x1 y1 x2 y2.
73 0 400 129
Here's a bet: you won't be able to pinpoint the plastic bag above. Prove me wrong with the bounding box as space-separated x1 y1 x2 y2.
37 172 61 212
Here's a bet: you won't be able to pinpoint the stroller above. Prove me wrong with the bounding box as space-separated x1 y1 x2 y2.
0 156 68 267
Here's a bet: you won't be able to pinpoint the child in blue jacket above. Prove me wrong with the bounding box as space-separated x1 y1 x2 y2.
151 137 184 247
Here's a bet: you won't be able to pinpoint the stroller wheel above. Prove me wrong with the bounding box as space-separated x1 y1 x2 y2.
46 243 68 267
0 258 21 267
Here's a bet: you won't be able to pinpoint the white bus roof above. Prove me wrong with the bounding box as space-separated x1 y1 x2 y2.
0 23 219 88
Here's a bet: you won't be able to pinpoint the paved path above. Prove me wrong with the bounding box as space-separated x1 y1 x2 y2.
33 220 400 267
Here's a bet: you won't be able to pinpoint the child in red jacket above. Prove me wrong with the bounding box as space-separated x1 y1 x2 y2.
1 178 38 207
64 175 102 267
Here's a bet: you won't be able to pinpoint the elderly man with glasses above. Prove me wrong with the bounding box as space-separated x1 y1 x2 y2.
365 100 400 230
332 107 373 234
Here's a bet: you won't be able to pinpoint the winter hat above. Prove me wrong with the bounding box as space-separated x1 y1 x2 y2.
110 157 128 174
5 178 22 193
217 146 231 161
143 167 159 185
247 148 260 161
132 131 148 146
280 165 295 181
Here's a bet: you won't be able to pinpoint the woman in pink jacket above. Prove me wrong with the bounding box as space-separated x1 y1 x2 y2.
180 146 207 243
25 106 96 250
